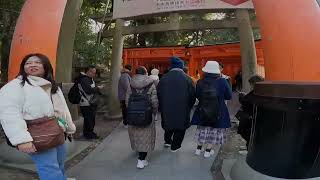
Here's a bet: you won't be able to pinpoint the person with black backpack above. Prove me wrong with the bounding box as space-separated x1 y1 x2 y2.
192 61 232 158
125 66 158 169
76 65 103 139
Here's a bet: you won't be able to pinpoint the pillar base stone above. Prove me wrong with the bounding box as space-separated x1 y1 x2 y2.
229 156 320 180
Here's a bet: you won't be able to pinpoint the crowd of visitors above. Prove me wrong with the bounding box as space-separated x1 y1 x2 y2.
0 53 253 179
118 56 236 168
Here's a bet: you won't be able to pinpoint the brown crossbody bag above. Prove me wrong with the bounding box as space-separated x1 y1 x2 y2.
26 116 65 152
26 91 65 152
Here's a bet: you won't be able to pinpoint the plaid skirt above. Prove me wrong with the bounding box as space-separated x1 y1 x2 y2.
195 126 227 145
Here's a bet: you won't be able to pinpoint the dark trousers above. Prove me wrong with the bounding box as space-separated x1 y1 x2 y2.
120 100 127 125
80 105 97 136
164 129 186 150
138 152 147 160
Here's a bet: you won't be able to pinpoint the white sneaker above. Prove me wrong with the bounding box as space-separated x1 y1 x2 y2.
164 143 171 148
142 160 148 167
137 160 145 169
171 148 181 153
204 151 211 158
238 150 248 155
195 149 201 156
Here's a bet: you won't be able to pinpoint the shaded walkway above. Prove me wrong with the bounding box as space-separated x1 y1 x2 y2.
67 120 219 180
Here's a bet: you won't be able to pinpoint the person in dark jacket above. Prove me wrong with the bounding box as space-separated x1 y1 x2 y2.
219 62 232 89
118 64 132 126
235 71 242 91
237 75 264 149
78 65 103 139
192 61 232 158
157 57 196 152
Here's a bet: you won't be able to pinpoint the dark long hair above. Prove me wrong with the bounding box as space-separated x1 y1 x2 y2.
18 53 58 93
135 66 147 75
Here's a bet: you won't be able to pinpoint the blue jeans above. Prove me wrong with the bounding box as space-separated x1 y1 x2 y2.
30 143 67 180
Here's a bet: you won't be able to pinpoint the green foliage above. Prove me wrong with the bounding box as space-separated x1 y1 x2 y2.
0 0 25 81
0 0 24 39
74 0 112 66
123 11 260 48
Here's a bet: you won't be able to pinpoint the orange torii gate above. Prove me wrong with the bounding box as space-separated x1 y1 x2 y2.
123 41 265 82
7 0 320 179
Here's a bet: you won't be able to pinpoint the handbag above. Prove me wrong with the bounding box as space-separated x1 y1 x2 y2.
26 117 65 152
26 89 65 152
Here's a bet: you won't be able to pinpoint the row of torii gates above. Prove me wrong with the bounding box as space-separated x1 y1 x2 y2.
6 0 320 180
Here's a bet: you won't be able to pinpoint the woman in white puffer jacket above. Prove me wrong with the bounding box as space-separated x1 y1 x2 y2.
0 54 76 180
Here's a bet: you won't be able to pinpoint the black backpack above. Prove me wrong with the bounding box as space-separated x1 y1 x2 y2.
68 79 81 104
197 80 220 126
127 84 153 127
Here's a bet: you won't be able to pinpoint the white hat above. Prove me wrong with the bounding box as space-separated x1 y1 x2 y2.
202 61 221 74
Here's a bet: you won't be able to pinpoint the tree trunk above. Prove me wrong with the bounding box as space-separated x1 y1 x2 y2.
0 10 12 82
0 36 10 82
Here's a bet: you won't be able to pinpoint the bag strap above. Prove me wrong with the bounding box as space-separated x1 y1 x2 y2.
130 83 153 94
39 86 56 114
50 91 54 110
130 85 139 95
142 83 153 94
78 83 90 101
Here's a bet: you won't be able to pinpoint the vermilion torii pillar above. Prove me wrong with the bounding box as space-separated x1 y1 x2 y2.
8 0 82 121
8 0 82 83
252 0 320 81
231 1 320 179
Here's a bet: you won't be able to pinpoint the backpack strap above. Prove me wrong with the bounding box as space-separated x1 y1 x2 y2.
130 85 138 94
142 83 153 94
78 83 90 101
130 83 153 94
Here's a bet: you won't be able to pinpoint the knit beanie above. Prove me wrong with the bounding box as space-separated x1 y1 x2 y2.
170 56 184 69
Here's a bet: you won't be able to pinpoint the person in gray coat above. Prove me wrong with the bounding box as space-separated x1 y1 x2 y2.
118 64 132 126
157 57 196 152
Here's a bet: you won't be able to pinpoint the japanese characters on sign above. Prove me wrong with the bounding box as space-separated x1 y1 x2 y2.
113 0 253 19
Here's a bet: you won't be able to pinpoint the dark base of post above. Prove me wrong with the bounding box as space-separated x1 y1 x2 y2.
246 81 320 179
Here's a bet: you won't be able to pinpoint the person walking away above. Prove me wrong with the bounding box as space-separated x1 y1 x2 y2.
78 65 103 139
235 71 242 91
149 68 159 86
219 62 232 89
118 64 132 127
149 68 160 120
126 66 158 169
192 61 232 158
183 67 197 86
219 62 232 106
0 54 76 180
157 57 196 152
236 75 264 150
